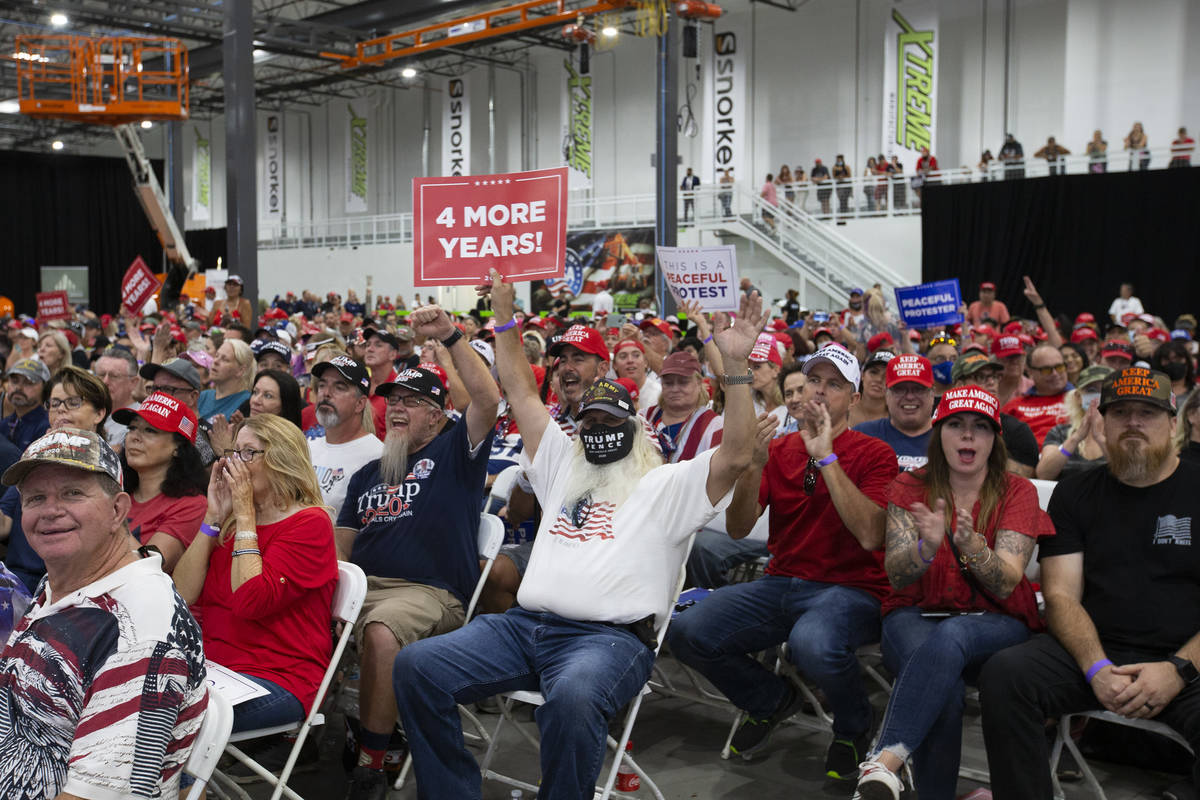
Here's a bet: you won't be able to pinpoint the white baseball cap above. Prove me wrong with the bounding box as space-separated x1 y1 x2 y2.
802 344 861 390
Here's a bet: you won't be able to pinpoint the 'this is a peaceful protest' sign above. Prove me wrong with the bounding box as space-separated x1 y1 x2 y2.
656 245 739 312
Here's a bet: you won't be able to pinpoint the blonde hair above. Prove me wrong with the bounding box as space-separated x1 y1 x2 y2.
1174 387 1200 454
218 413 327 540
225 338 256 392
38 331 71 373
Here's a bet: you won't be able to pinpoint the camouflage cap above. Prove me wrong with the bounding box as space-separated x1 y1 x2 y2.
2 428 123 487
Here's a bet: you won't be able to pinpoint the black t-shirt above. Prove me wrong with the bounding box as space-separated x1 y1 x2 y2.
1000 412 1039 469
1042 460 1200 654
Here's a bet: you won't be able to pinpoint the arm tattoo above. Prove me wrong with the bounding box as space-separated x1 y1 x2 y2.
969 529 1032 598
884 503 929 590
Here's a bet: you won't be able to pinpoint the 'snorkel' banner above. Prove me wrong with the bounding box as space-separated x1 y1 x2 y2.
412 167 568 286
704 19 747 186
882 3 938 174
263 113 284 217
894 278 962 329
656 245 739 312
442 78 471 177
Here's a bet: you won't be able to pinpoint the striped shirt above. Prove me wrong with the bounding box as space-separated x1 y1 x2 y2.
0 554 207 799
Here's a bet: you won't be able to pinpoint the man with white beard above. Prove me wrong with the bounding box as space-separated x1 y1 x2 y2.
336 305 500 800
980 366 1200 800
305 354 381 519
391 269 764 800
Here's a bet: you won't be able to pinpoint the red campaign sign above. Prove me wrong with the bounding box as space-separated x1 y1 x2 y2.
122 255 161 313
412 166 568 286
36 290 71 321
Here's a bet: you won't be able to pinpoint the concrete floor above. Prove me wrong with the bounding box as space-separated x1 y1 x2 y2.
228 657 1188 800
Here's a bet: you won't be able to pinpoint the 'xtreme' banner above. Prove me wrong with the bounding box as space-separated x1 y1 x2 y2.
191 126 211 223
882 3 938 173
703 17 748 186
345 101 369 213
562 54 593 190
442 77 471 178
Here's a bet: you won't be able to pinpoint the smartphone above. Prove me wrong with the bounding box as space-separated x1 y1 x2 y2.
812 311 831 324
608 313 626 328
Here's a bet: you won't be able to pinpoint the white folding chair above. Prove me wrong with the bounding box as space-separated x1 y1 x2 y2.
183 689 234 800
1049 710 1194 800
474 555 691 800
393 513 507 790
212 560 367 800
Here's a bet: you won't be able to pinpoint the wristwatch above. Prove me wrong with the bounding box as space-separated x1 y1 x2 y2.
724 371 753 385
440 328 464 348
1168 655 1200 685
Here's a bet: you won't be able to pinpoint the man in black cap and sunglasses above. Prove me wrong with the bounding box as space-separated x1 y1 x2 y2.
337 304 500 800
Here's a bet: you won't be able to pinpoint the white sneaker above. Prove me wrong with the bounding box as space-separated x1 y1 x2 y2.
855 760 903 800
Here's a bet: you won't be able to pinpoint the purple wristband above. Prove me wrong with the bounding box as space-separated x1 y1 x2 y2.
816 453 838 468
493 318 518 334
199 523 220 538
1085 658 1113 683
1059 446 1073 458
917 538 936 564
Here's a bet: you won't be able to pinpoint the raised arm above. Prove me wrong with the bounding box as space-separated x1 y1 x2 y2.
409 304 500 447
1022 275 1063 348
480 270 552 460
706 292 769 505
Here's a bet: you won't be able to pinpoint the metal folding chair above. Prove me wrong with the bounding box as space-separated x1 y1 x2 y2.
1050 710 1194 800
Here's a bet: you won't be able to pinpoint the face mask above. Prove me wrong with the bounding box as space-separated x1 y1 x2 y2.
1080 391 1101 410
1162 362 1188 381
580 418 636 465
849 300 863 311
932 361 954 385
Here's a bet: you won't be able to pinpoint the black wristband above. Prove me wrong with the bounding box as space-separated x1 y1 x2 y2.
1032 303 1046 310
441 328 464 348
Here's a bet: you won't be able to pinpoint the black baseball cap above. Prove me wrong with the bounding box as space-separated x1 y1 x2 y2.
140 358 203 390
863 350 896 372
578 378 635 419
365 328 401 350
1099 366 1176 415
376 367 447 408
254 340 292 363
311 355 370 394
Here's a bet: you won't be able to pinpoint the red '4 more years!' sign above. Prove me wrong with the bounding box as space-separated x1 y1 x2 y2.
412 166 568 286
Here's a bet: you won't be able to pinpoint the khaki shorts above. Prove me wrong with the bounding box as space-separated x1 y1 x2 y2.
354 577 465 648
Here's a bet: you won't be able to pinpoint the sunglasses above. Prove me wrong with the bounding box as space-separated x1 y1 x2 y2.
1029 363 1067 376
928 335 959 348
804 457 819 496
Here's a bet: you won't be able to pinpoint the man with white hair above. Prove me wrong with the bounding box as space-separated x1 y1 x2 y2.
392 270 763 800
337 305 500 800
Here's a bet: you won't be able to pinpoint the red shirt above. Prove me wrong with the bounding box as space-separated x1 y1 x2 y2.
1001 392 1068 447
882 471 1054 630
759 429 898 600
367 368 400 441
193 506 338 709
127 492 207 548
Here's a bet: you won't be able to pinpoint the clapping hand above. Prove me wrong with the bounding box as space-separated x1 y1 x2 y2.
951 507 981 552
750 412 778 469
798 401 834 461
206 458 233 522
909 499 949 551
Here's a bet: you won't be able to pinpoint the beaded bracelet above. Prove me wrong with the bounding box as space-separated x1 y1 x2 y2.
234 531 259 541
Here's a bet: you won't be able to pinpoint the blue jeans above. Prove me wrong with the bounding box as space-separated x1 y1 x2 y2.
393 607 655 800
686 529 770 589
872 608 1030 800
232 674 305 734
666 575 881 738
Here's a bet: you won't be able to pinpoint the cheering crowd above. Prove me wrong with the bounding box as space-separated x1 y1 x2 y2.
0 269 1196 800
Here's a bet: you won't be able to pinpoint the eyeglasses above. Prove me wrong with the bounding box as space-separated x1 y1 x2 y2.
928 335 959 348
45 397 85 411
1029 363 1067 376
94 371 138 381
151 384 197 396
223 447 265 462
804 457 819 496
384 394 435 409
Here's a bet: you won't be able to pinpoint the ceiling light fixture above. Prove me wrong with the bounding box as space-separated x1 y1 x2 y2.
51 140 64 150
50 12 68 27
400 66 417 78
140 120 153 129
601 25 618 37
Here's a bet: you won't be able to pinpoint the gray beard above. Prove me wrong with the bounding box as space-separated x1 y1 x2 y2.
380 431 411 485
315 404 341 429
